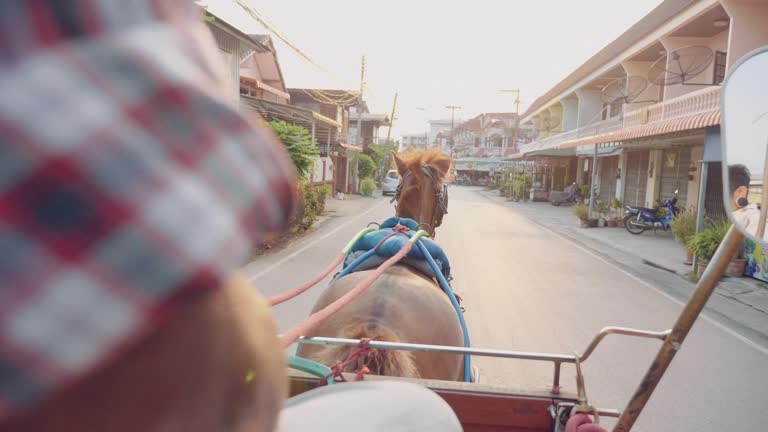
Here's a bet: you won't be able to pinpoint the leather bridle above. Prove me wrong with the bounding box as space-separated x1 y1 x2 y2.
391 162 448 236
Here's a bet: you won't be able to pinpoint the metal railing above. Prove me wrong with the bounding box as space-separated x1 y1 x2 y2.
521 86 721 153
625 86 720 127
294 325 670 395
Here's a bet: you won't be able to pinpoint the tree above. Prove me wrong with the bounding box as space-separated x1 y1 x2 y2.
357 153 376 179
268 120 319 180
364 143 385 171
366 141 398 180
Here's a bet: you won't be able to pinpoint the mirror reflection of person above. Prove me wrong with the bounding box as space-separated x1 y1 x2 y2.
729 164 768 242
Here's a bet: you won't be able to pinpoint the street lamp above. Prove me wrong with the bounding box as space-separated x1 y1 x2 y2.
446 105 462 157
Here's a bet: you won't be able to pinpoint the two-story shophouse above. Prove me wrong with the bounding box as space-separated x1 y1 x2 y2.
516 0 768 220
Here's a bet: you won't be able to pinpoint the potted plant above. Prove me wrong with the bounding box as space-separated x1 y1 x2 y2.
669 208 697 265
596 200 610 227
608 197 622 227
686 219 747 277
572 203 590 228
579 184 591 205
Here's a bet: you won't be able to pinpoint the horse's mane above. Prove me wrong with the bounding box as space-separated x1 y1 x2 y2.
397 148 452 179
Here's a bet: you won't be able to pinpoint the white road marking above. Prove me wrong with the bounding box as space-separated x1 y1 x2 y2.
248 198 390 282
533 214 768 357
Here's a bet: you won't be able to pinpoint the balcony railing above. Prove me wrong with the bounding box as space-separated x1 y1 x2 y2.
624 86 720 127
520 117 622 153
522 86 720 154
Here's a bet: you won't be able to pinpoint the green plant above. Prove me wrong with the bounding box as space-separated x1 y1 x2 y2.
686 219 731 262
579 184 592 202
510 173 529 200
610 197 622 219
572 203 589 221
268 120 318 180
361 178 376 196
357 153 376 179
318 184 332 199
596 200 610 219
670 208 696 248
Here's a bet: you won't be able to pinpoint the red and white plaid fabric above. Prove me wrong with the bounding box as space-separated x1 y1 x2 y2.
0 0 297 420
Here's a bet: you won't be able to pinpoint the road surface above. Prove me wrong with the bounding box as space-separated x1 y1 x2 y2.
247 186 768 432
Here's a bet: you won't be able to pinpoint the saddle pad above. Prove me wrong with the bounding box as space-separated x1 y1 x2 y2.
342 217 451 280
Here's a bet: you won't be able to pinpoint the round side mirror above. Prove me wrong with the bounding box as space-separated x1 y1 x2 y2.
721 46 768 247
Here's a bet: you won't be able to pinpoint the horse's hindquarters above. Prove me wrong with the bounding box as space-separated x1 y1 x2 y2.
298 266 465 381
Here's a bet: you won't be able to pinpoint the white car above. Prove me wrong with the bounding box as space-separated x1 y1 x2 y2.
382 170 400 196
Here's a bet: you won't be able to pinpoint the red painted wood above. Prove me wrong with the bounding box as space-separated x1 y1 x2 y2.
437 391 553 431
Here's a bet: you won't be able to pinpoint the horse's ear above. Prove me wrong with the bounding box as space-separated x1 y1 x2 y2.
393 152 407 176
431 157 452 179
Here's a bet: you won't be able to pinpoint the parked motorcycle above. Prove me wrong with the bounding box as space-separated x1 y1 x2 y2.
624 190 680 235
456 175 471 186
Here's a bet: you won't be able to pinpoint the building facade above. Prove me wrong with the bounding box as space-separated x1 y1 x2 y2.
516 0 768 217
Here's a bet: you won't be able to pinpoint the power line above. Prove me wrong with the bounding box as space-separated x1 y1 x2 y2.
232 0 356 88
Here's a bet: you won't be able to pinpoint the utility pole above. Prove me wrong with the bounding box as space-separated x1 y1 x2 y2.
445 105 461 157
501 89 521 151
383 92 398 178
353 55 365 193
384 92 398 145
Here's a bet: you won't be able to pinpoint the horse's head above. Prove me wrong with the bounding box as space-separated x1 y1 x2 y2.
392 149 452 237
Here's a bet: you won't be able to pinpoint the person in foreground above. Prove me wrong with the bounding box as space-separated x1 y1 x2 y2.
729 164 768 241
0 2 608 431
0 1 465 431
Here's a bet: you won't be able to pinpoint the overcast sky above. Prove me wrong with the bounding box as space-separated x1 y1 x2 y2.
206 0 664 138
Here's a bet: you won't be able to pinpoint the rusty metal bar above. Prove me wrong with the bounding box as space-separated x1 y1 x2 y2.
552 361 562 395
612 224 744 432
578 327 671 362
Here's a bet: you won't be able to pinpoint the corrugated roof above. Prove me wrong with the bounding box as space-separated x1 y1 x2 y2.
522 0 697 119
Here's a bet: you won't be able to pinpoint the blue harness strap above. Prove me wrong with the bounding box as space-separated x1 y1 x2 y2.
340 217 452 282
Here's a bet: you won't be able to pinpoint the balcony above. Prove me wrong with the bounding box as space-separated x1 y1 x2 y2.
522 86 721 153
624 86 720 127
520 117 623 155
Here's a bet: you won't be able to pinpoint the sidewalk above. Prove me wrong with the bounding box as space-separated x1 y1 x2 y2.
476 188 768 340
252 192 384 257
315 192 384 227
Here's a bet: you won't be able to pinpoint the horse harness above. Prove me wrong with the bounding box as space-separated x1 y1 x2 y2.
390 163 448 233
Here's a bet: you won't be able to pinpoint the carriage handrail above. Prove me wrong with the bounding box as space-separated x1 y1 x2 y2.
292 325 672 394
578 327 671 362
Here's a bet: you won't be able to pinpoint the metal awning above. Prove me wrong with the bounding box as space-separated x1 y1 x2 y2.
560 109 720 149
339 142 362 152
524 147 577 157
240 95 342 130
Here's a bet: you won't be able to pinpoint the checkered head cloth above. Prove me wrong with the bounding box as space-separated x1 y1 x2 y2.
0 0 297 420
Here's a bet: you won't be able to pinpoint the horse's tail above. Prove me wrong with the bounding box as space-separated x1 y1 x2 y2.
312 323 420 378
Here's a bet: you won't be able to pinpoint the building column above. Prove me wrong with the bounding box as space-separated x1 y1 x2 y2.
617 150 628 202
576 157 585 185
621 60 661 110
561 96 579 132
547 103 564 135
686 145 705 210
645 149 664 208
721 0 768 69
575 89 603 127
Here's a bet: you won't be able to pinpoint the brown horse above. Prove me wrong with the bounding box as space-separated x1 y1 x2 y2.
297 149 465 381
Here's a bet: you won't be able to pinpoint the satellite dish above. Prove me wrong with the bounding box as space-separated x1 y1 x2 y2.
648 45 715 86
600 76 653 104
538 115 561 133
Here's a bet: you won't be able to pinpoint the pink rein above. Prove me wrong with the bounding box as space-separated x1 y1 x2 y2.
268 253 345 306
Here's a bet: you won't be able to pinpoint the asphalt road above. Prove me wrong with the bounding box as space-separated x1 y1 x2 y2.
247 186 768 432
